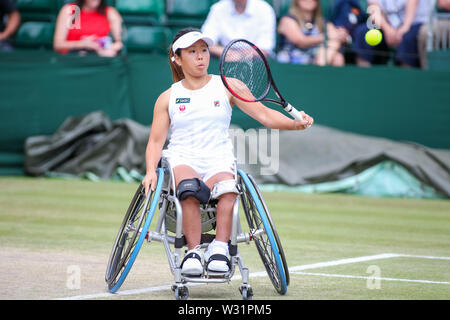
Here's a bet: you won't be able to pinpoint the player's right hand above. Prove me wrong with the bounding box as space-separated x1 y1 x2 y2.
142 170 157 196
294 111 314 130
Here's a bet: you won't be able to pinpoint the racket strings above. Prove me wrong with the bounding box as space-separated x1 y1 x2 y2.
222 40 270 101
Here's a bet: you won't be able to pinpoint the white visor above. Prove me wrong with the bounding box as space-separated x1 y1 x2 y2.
172 31 214 54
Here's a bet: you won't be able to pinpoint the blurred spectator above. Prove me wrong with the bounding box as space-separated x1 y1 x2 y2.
418 0 450 69
54 0 123 57
438 0 450 10
330 0 366 36
201 0 276 57
0 0 20 52
277 0 347 66
352 0 431 68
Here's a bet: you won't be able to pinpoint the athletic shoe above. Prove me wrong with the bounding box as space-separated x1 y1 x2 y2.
204 240 231 273
181 246 203 276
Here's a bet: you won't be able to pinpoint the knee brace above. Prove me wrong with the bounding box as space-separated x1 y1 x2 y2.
211 179 239 199
176 178 211 204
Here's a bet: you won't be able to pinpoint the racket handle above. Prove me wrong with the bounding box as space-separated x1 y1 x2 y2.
284 103 303 121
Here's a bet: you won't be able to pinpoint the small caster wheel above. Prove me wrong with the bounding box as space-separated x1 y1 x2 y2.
239 285 253 300
174 285 189 300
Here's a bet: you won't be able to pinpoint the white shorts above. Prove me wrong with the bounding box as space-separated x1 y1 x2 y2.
162 151 235 182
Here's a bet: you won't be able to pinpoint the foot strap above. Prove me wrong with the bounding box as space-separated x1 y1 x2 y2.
180 251 202 269
206 254 231 270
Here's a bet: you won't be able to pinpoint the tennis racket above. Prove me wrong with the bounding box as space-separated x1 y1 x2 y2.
219 38 305 122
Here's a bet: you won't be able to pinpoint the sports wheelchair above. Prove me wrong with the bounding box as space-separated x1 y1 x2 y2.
105 158 289 300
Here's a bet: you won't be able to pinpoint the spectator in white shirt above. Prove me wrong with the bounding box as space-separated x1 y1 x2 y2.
418 0 450 69
201 0 276 57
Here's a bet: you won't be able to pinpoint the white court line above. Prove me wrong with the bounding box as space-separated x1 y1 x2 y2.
56 253 450 300
56 283 205 300
395 253 450 260
288 253 400 272
57 284 174 300
291 271 450 285
230 253 400 280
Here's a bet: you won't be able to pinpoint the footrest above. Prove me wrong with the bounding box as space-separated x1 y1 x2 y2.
206 270 232 279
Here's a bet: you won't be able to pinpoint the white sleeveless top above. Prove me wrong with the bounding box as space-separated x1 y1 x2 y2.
162 75 235 163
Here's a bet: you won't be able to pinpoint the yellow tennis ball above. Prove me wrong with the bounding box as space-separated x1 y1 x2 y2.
365 29 382 46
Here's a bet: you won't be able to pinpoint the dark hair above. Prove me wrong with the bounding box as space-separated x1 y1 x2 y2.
75 0 107 15
168 27 202 83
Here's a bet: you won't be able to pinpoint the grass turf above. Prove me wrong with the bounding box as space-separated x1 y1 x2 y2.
0 176 449 300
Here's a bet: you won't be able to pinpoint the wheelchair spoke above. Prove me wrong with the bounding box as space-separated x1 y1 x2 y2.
106 184 151 289
253 231 281 289
242 187 281 288
239 172 288 294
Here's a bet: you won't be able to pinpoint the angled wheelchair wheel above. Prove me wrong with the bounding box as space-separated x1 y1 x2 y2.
105 168 164 293
238 170 289 295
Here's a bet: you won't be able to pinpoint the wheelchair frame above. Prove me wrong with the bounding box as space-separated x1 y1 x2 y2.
105 158 289 300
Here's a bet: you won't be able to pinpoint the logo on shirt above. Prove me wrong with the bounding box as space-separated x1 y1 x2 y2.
214 100 220 107
176 98 190 104
179 105 186 112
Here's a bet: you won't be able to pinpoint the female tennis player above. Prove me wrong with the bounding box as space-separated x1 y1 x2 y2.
142 28 313 276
